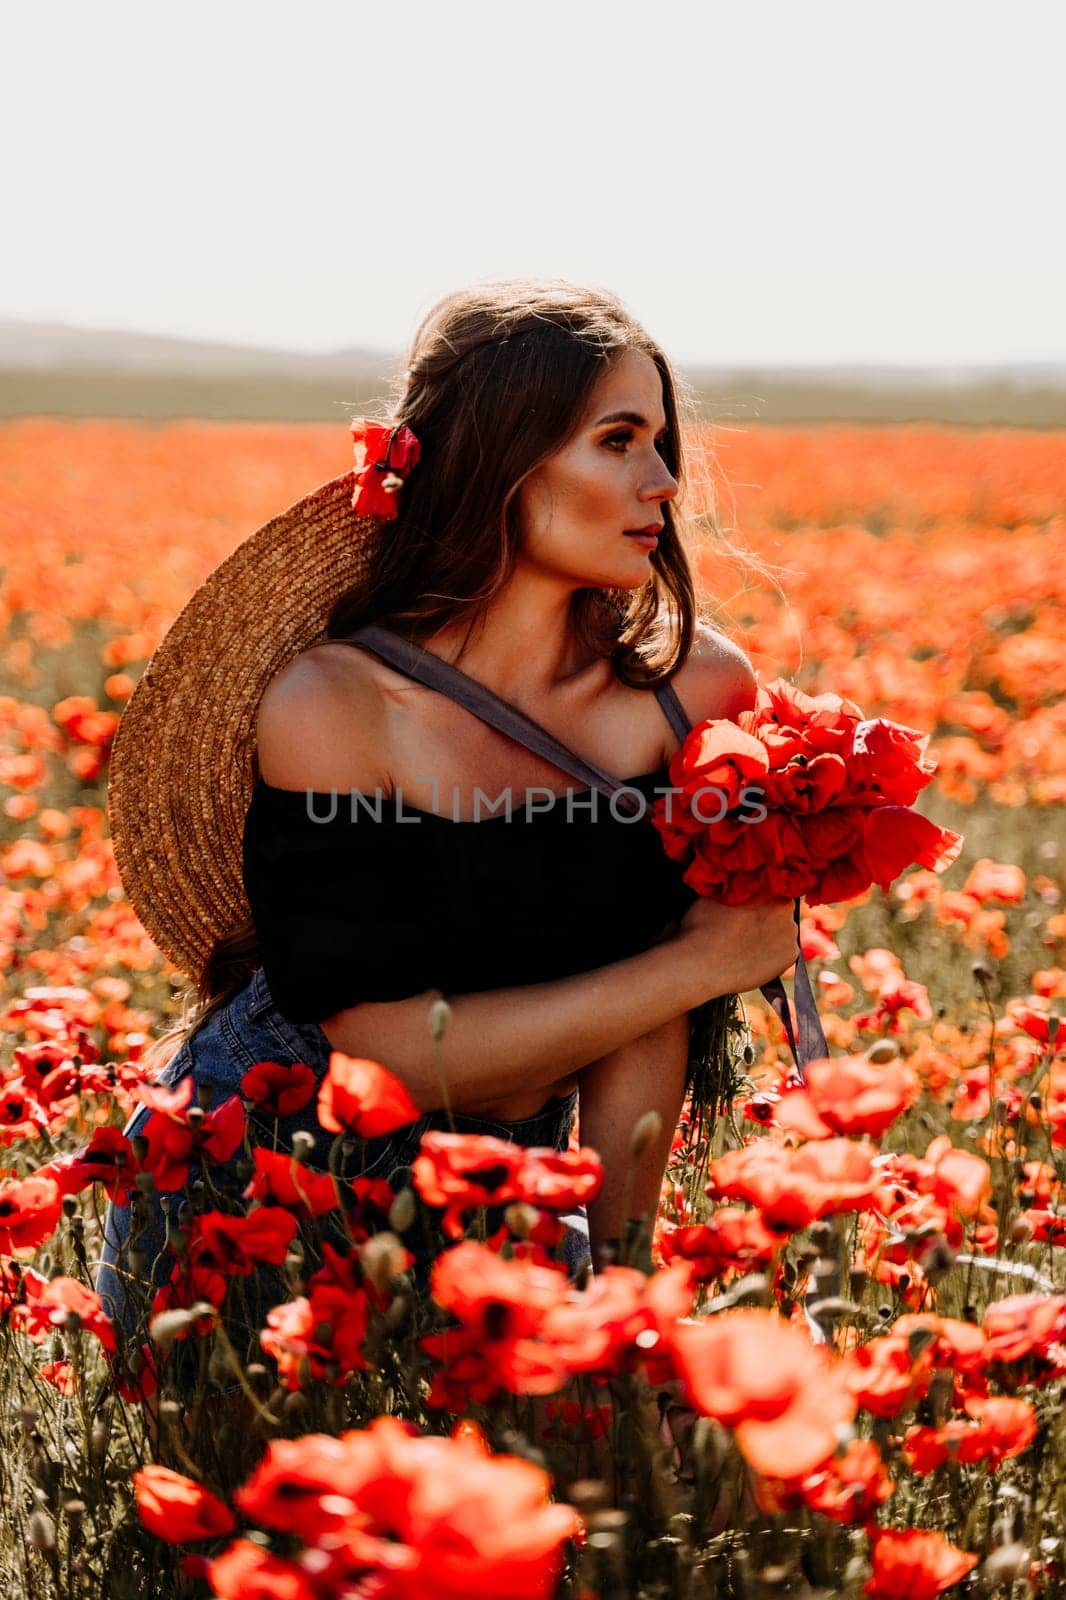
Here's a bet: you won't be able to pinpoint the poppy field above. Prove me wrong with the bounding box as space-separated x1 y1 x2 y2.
0 415 1065 1598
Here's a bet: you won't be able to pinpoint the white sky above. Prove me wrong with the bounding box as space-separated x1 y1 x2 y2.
3 0 1063 367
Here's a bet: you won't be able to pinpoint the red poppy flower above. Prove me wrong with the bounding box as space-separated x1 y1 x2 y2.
11 1274 116 1353
706 1137 882 1233
843 716 937 807
0 1079 48 1143
982 1293 1066 1366
861 805 964 890
775 1053 921 1141
133 1464 235 1543
112 1340 160 1404
412 1130 526 1239
1008 998 1057 1045
350 419 421 521
151 1260 228 1334
864 1528 978 1599
892 1313 987 1377
963 857 1026 905
904 1395 1037 1473
424 1240 571 1396
36 1125 143 1204
798 1438 894 1524
207 1540 318 1600
910 1135 992 1219
141 1093 246 1191
841 1332 934 1418
659 1210 780 1281
669 1308 856 1479
1021 1209 1066 1246
538 1261 696 1388
243 1148 340 1217
317 1052 421 1140
35 1360 77 1396
186 1207 298 1276
0 1173 62 1254
231 1415 580 1597
511 1145 605 1210
240 1060 317 1117
649 678 962 908
754 1438 894 1524
135 1076 195 1117
761 750 849 812
261 1282 369 1390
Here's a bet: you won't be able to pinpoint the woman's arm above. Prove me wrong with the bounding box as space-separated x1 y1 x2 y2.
320 895 799 1114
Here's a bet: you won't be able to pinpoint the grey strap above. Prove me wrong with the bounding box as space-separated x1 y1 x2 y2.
653 678 692 745
342 623 686 818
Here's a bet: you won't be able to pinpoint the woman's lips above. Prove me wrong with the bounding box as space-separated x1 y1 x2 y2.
624 528 661 548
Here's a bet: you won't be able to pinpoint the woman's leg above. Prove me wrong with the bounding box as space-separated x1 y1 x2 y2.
577 1011 690 1272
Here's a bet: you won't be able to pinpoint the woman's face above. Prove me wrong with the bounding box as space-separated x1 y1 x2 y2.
514 347 679 590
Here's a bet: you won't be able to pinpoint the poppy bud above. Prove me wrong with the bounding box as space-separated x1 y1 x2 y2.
568 1479 610 1514
290 1130 316 1163
361 1232 409 1294
149 1303 216 1350
865 1039 899 1064
630 1110 662 1160
388 1186 416 1233
381 472 404 494
28 1511 55 1552
428 997 452 1041
503 1201 538 1239
209 1340 234 1387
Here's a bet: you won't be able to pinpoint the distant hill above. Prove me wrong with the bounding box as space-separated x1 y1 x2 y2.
2 319 1064 426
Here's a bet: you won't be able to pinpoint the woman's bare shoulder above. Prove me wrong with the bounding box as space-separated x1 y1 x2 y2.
669 622 758 726
254 642 390 793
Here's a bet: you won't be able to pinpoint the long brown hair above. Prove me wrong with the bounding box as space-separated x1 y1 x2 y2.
143 278 726 1072
327 279 708 679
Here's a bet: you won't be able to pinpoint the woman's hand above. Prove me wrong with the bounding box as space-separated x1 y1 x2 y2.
672 894 800 1002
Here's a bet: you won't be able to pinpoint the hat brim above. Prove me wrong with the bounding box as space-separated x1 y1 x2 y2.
107 469 379 983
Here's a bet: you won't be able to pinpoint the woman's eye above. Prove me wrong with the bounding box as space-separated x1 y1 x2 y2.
603 431 669 454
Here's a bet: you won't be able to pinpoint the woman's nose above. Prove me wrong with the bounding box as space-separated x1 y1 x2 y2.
644 467 678 505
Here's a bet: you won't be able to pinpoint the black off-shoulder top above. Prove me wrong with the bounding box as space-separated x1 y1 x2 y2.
242 763 700 1023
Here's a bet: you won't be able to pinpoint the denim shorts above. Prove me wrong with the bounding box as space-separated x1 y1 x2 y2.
95 965 589 1354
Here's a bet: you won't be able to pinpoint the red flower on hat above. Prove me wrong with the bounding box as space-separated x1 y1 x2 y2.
351 419 421 521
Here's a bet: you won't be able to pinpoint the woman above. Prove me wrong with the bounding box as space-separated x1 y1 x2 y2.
97 279 799 1359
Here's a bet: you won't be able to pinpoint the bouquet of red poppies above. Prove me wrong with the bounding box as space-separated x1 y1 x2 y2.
652 679 963 907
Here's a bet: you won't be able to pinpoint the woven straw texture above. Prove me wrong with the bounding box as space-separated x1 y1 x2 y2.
107 470 378 984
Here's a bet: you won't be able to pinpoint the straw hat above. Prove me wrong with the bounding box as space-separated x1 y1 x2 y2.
107 468 380 984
